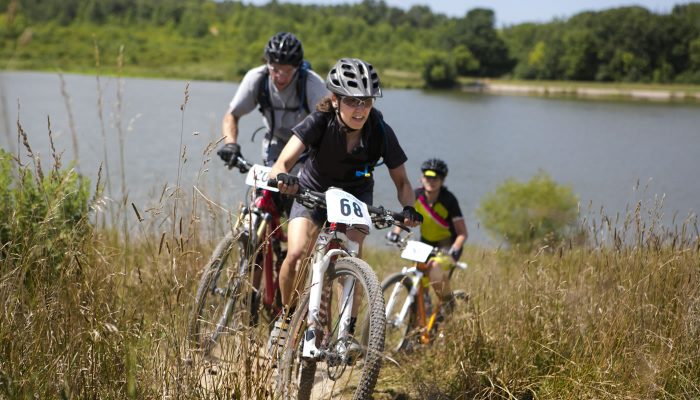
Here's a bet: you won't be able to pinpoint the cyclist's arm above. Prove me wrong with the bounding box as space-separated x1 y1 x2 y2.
388 164 416 210
452 217 468 250
222 66 265 145
270 135 307 193
222 112 240 144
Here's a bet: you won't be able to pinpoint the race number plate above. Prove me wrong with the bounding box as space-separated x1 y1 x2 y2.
245 164 279 192
325 188 372 227
401 240 434 263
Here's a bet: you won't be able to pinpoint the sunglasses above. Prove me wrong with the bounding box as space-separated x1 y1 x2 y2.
267 64 298 77
340 96 375 109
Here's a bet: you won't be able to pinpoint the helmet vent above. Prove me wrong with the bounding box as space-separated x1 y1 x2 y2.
325 58 382 97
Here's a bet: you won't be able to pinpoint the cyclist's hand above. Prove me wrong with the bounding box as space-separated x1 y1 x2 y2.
402 206 423 227
448 246 462 262
217 143 242 165
385 231 400 243
275 173 299 195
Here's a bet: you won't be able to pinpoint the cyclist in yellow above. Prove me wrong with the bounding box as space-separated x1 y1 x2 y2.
387 158 468 312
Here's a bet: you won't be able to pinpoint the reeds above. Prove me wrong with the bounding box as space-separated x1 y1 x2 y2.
373 202 699 399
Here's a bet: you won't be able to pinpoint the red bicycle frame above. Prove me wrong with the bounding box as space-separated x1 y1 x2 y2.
253 189 286 314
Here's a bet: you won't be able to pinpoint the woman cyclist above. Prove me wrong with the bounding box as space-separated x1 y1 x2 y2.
268 57 422 353
386 158 468 313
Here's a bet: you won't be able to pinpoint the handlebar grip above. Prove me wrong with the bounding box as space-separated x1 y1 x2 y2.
267 178 279 188
367 205 405 223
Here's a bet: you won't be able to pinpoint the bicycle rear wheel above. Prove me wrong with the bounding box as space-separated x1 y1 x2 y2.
277 257 386 400
188 230 253 358
381 272 417 354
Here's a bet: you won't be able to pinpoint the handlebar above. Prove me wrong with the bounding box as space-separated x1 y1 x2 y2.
387 238 469 271
227 155 253 173
266 178 409 231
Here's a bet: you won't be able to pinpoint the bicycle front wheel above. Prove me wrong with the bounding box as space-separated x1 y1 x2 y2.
381 272 417 354
278 257 386 400
188 230 252 358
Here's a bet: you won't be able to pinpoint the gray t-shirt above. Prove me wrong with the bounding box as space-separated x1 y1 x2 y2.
227 65 328 164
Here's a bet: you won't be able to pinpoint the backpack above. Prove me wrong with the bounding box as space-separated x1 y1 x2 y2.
257 60 312 136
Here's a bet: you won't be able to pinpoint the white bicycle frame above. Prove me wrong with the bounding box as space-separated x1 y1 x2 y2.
385 265 422 329
302 229 360 359
385 240 467 330
248 167 375 361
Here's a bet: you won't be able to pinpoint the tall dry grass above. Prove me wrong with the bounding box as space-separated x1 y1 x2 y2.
372 205 699 399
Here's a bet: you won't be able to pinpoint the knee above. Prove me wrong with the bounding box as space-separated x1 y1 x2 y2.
283 248 305 268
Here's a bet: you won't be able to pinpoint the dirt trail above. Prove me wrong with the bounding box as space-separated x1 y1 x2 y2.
191 332 365 399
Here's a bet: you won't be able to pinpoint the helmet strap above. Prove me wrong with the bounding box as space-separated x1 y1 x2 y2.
335 109 354 132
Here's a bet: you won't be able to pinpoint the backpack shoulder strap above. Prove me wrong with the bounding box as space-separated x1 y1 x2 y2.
257 69 272 114
372 110 388 168
256 69 275 134
296 62 310 114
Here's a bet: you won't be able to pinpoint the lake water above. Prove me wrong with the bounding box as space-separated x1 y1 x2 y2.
1 71 698 246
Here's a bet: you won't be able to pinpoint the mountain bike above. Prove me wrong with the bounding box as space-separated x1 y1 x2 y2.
382 239 468 354
264 180 409 400
188 157 286 357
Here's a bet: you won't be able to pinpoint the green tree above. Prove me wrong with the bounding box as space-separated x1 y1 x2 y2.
452 44 479 76
421 50 456 88
477 171 579 249
453 8 513 77
561 29 598 80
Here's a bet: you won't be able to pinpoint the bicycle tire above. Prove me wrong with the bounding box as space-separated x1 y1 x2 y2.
278 257 386 400
381 271 417 354
188 229 252 356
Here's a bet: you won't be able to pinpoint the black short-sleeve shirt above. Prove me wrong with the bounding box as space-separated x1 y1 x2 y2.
292 109 407 199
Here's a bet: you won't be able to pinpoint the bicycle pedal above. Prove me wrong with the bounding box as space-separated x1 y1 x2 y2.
453 290 469 301
343 341 363 365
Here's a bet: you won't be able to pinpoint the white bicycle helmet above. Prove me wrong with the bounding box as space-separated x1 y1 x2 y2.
326 58 382 98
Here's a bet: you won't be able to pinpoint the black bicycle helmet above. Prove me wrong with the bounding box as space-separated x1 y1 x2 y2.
326 58 383 98
421 158 448 178
264 32 303 66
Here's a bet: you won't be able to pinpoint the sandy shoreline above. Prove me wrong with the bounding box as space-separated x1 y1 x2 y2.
464 81 700 102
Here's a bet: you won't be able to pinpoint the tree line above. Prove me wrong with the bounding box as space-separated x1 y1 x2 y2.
1 0 699 86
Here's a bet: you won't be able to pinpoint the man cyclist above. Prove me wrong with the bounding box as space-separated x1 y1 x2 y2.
217 31 328 171
387 158 468 313
216 32 328 323
268 58 423 357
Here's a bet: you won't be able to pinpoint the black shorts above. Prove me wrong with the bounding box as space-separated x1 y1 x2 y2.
288 190 373 226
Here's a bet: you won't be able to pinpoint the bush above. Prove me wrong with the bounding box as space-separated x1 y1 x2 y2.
421 51 457 88
0 148 91 276
476 170 579 248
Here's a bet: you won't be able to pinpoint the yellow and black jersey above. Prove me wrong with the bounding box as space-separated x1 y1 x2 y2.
414 187 463 247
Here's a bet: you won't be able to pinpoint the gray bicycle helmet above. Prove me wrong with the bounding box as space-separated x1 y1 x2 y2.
421 158 448 178
264 32 303 66
326 58 383 98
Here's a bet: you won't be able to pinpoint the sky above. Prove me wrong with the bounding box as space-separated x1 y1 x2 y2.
244 0 681 26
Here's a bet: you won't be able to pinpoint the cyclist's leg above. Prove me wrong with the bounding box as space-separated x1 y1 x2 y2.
346 227 368 324
427 254 454 302
268 203 319 359
344 190 372 323
279 202 321 308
